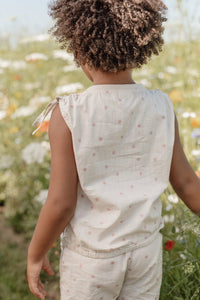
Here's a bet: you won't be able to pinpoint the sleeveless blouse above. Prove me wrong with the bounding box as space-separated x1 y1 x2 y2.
33 83 175 258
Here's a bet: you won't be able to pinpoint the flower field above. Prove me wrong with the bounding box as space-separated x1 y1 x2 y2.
0 35 200 299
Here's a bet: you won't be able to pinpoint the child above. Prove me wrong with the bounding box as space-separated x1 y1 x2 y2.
27 0 200 299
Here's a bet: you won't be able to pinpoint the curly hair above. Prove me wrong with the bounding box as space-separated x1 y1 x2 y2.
48 0 168 73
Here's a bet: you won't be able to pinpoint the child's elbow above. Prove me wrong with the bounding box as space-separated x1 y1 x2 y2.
47 195 77 217
172 178 200 214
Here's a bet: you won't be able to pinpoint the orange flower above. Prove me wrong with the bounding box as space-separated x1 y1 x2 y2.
169 90 182 103
37 121 49 132
196 171 200 178
12 74 22 81
190 117 200 128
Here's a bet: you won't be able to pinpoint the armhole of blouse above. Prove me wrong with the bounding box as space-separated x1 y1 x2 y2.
58 97 73 133
161 91 175 147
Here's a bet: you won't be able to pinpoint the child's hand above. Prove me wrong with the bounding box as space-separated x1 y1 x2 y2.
27 254 54 300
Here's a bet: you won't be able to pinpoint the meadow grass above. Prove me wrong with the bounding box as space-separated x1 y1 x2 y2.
0 36 200 299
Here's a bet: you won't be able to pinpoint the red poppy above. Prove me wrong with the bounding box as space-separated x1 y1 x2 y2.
165 240 175 251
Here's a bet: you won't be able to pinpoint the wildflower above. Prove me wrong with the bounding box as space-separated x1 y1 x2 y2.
24 82 41 91
29 96 51 107
12 74 22 81
164 240 175 251
6 103 17 117
0 58 26 70
165 66 178 74
14 91 23 99
169 90 182 103
195 239 200 246
163 214 175 223
183 262 195 275
25 53 48 63
63 65 79 72
0 111 6 120
0 155 14 170
165 204 173 211
168 194 179 204
34 189 48 205
11 106 37 119
53 50 74 62
191 129 200 139
9 126 19 134
22 142 50 164
196 171 200 178
20 34 50 44
182 112 196 119
190 116 200 128
139 79 152 88
36 121 49 133
55 83 84 94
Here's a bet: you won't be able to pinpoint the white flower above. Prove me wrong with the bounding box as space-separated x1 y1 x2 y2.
63 65 79 72
168 194 179 204
158 72 165 79
0 155 14 169
138 79 152 88
180 254 187 260
165 66 178 74
53 50 74 62
24 82 41 90
192 150 200 156
188 69 199 77
163 214 175 223
0 92 9 110
29 96 51 108
182 112 196 118
173 81 183 87
20 34 50 44
0 59 26 70
11 106 37 119
22 142 50 165
0 111 6 120
165 204 173 211
25 53 48 62
34 189 48 205
56 83 84 94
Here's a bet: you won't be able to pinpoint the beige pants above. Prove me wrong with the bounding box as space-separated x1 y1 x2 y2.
60 233 163 300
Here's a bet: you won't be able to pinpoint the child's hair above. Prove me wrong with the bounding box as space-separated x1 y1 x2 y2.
48 0 167 72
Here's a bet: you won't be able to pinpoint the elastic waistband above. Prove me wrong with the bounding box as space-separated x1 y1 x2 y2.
60 230 162 259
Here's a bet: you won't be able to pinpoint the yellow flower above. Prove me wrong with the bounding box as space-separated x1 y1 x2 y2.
14 91 23 99
169 90 182 103
6 104 17 116
33 131 42 138
9 126 19 134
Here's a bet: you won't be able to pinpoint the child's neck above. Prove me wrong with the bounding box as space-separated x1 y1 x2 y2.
93 69 135 85
82 64 135 85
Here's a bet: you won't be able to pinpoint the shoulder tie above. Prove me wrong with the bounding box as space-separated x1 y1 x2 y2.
32 96 62 135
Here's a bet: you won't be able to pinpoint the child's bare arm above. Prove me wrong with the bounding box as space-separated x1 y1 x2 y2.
27 104 78 299
28 104 78 260
170 115 200 214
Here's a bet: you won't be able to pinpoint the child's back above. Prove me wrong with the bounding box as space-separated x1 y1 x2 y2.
58 83 174 257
